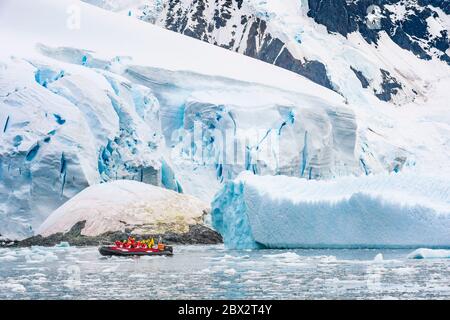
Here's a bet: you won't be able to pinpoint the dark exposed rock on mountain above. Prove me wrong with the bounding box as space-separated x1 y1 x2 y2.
84 0 450 103
162 0 334 90
307 0 450 65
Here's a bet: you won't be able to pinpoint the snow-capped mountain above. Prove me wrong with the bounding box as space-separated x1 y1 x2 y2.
0 0 449 240
85 0 449 105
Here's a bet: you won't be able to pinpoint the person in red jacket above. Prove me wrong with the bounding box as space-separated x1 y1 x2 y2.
128 237 136 248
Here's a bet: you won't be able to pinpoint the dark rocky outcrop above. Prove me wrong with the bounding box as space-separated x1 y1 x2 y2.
85 0 449 104
3 220 222 247
350 66 370 89
307 0 450 66
160 0 449 102
307 0 357 37
162 0 334 90
375 69 403 102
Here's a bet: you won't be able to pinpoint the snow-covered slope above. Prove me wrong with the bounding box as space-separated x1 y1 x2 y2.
212 171 450 249
38 180 208 236
85 0 450 105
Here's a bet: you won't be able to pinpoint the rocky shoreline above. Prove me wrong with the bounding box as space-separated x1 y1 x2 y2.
0 220 223 248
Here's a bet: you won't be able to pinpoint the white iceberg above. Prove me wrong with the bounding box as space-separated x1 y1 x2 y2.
407 248 450 260
211 171 450 249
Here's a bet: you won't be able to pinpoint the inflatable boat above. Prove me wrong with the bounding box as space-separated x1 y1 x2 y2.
99 245 173 257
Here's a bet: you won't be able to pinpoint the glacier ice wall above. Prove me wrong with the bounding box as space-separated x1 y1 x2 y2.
35 45 378 199
0 56 167 239
212 171 450 249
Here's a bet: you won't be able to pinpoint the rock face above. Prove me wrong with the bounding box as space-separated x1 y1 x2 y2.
161 0 450 67
38 180 211 237
307 0 450 64
145 0 334 89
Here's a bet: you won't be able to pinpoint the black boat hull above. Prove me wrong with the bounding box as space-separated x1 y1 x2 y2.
99 246 173 257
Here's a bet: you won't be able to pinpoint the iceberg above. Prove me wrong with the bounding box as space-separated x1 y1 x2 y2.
407 248 450 260
212 171 450 249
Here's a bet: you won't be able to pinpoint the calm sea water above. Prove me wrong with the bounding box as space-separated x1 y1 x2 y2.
0 245 449 299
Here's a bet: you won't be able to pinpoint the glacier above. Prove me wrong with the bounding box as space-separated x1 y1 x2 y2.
0 0 384 239
212 171 450 249
0 0 449 241
0 53 166 239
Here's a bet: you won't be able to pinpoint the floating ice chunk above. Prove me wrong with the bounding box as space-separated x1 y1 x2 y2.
24 247 58 264
373 253 384 262
0 282 26 293
55 241 70 248
200 268 212 274
223 268 237 276
0 250 18 262
262 252 301 261
128 273 147 278
243 279 257 286
407 248 450 260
